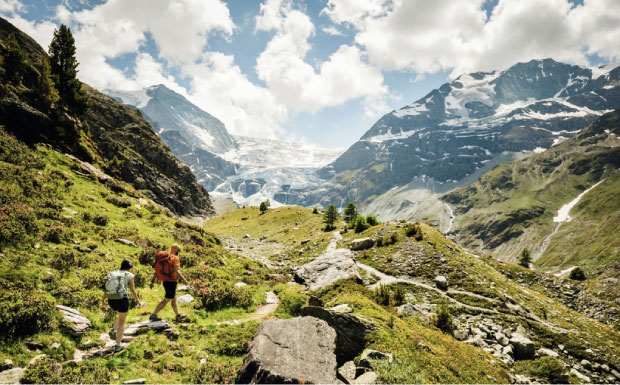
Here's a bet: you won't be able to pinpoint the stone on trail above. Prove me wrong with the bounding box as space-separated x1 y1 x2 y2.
294 251 362 291
337 361 357 384
124 320 175 338
56 305 92 336
0 368 25 384
236 316 338 384
123 378 147 384
115 238 138 247
353 371 378 384
350 238 375 251
177 294 194 304
434 275 448 291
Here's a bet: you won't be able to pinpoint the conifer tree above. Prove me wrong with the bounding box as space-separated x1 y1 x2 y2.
34 56 59 110
3 33 26 86
519 248 531 268
259 199 270 214
49 24 89 115
343 202 358 224
323 204 338 231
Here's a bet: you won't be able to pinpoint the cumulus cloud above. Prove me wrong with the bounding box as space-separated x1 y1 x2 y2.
255 0 388 115
0 0 21 14
324 0 620 77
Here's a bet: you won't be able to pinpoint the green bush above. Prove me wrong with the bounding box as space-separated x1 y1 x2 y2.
569 267 586 281
0 288 57 339
405 223 423 240
190 358 237 384
514 356 567 383
366 214 379 226
21 356 63 384
49 248 79 270
52 276 101 308
44 223 69 244
353 216 370 233
0 204 38 249
106 194 131 208
80 211 92 222
392 285 406 306
431 306 453 333
373 284 392 306
273 284 306 317
192 277 253 311
312 207 319 214
92 213 109 226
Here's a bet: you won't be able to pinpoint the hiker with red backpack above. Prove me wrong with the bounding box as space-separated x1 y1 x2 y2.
149 243 190 322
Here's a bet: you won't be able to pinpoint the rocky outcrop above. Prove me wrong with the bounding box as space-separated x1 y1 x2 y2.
509 333 535 360
350 238 375 251
294 250 362 291
236 317 338 384
300 306 375 364
0 368 24 384
56 305 92 336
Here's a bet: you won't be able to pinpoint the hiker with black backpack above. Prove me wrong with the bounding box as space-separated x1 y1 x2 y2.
101 258 144 353
148 243 189 322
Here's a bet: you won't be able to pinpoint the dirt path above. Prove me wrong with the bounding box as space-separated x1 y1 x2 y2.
215 291 280 326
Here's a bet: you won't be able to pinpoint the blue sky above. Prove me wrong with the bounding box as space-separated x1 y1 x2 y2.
1 0 618 148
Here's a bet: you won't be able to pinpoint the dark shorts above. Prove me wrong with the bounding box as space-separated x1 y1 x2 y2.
163 281 178 299
108 297 129 313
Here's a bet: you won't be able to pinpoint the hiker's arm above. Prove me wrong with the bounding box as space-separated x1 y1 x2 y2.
129 278 142 305
149 272 157 289
173 265 189 285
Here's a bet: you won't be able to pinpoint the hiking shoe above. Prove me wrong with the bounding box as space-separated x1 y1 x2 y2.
149 314 161 322
108 328 116 340
114 344 125 353
175 313 187 321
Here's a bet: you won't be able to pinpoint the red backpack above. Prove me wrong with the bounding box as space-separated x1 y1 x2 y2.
154 251 174 282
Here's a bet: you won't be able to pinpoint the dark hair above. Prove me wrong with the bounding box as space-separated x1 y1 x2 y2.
120 258 133 270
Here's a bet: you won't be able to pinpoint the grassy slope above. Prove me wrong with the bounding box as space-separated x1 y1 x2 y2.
443 110 620 272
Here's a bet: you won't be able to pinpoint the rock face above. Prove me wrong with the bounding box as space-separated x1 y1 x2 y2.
350 238 375 251
294 251 362 291
56 305 92 336
236 317 338 384
509 333 536 360
300 306 375 364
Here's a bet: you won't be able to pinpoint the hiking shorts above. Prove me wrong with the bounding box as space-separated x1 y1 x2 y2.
108 297 129 313
163 281 178 299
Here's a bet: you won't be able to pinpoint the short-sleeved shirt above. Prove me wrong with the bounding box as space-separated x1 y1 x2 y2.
168 255 180 282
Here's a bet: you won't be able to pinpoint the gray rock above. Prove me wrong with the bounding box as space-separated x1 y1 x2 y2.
115 238 138 247
600 364 610 372
570 368 591 383
177 284 189 291
0 368 25 384
301 306 375 364
495 332 509 346
350 238 375 251
0 359 13 371
28 354 47 366
538 348 559 358
331 304 353 314
434 275 448 290
24 341 45 350
234 282 248 287
294 252 362 291
50 342 61 350
465 334 487 348
358 349 393 369
301 239 311 245
612 369 620 380
62 207 77 215
243 234 251 239
236 317 338 384
502 344 514 357
337 361 357 384
353 371 378 384
123 379 147 384
177 294 195 304
580 359 592 370
509 334 535 360
56 305 92 336
397 303 435 319
124 319 175 338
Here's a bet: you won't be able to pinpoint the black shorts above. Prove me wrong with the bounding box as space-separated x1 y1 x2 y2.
163 281 178 299
108 297 129 313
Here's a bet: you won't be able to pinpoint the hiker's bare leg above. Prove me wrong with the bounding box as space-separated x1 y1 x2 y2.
116 312 127 345
152 298 170 316
113 315 119 330
171 297 179 317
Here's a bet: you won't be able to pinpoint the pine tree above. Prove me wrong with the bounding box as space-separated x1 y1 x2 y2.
259 199 270 214
343 202 358 224
3 33 26 86
33 56 59 110
49 24 89 115
519 248 531 268
323 204 338 231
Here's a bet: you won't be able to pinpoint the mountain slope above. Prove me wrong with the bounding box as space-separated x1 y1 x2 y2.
443 109 620 271
301 59 620 216
0 17 213 217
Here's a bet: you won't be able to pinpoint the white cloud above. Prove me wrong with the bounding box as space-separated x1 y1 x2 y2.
325 0 620 77
0 0 21 14
320 25 344 36
4 14 57 49
255 0 388 115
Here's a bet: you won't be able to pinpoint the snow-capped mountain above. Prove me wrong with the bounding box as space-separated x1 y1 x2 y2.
284 59 620 222
105 85 343 205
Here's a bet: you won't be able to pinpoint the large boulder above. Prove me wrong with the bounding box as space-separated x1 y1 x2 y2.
300 306 376 364
434 276 448 291
350 238 375 251
509 334 535 360
56 305 92 336
0 368 25 384
294 251 362 291
236 317 338 384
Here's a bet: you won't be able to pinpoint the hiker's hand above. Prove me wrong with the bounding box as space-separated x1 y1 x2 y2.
149 281 154 289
